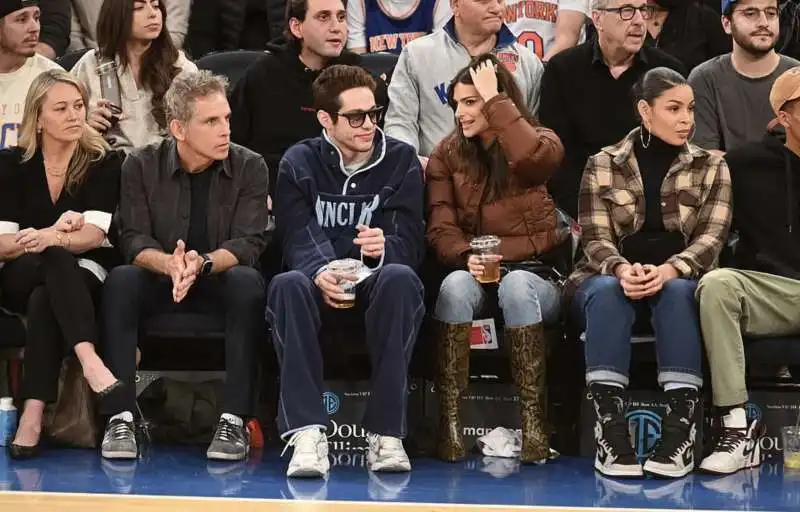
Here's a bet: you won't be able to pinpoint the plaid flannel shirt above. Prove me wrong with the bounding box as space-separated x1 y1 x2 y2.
567 128 732 292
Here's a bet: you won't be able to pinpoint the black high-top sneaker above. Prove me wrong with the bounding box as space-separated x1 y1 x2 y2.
644 388 700 479
589 383 642 478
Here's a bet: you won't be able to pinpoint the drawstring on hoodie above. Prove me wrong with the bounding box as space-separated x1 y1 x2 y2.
786 149 794 234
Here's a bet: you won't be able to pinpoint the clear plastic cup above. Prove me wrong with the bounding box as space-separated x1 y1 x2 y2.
469 235 501 284
95 59 123 116
783 426 800 469
327 258 362 309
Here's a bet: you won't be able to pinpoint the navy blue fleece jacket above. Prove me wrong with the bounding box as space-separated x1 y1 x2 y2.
275 128 425 278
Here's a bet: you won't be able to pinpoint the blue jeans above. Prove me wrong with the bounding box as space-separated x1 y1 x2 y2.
434 270 561 327
573 275 703 388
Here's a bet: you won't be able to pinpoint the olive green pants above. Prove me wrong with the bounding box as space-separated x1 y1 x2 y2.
696 269 800 407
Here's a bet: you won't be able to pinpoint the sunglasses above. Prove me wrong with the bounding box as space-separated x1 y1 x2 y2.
331 106 384 128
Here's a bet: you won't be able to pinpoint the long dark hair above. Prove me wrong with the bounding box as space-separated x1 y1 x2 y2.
445 53 535 201
96 0 181 129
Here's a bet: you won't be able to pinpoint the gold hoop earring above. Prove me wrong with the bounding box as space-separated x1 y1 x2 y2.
640 124 651 149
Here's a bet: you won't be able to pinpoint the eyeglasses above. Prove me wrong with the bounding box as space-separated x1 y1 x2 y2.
331 106 384 128
597 4 655 20
733 7 780 22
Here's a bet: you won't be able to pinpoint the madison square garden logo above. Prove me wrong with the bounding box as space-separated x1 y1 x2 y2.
745 402 762 423
323 391 340 415
625 409 662 462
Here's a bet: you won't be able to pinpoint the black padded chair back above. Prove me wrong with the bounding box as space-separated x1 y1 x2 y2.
196 50 267 92
359 52 400 84
56 48 91 71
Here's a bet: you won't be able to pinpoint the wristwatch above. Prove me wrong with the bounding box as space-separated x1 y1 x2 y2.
199 254 213 277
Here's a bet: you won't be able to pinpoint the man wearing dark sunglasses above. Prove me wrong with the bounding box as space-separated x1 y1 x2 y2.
267 65 425 479
538 0 684 218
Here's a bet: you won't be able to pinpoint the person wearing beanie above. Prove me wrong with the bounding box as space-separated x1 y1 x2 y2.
697 66 800 475
0 0 62 150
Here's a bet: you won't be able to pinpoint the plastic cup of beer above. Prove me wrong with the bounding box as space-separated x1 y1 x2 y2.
470 235 501 284
327 258 361 309
783 426 800 469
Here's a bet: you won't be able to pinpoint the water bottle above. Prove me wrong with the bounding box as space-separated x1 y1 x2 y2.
0 397 17 447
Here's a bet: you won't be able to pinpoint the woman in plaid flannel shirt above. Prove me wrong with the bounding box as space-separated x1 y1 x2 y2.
569 67 732 480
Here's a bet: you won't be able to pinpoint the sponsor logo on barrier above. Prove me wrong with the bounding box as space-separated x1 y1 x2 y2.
328 451 367 468
625 409 662 461
323 392 340 415
745 402 762 422
326 420 368 451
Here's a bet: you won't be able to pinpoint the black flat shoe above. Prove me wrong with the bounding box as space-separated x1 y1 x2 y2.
95 380 123 399
9 442 40 460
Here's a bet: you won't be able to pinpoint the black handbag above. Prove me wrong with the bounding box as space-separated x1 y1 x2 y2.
618 231 686 266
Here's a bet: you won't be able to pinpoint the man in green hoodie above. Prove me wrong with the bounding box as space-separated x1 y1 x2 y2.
696 66 800 475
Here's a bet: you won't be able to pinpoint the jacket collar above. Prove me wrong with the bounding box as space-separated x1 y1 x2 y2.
282 43 362 80
591 38 649 66
442 17 517 50
605 128 708 168
166 138 231 178
321 128 387 176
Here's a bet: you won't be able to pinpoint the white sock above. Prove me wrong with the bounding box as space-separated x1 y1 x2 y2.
221 413 243 427
594 381 625 389
722 407 747 429
664 382 698 392
110 411 133 424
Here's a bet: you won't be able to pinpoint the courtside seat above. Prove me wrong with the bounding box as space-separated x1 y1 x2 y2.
195 50 267 91
574 331 800 382
56 48 91 71
0 310 25 399
359 51 400 84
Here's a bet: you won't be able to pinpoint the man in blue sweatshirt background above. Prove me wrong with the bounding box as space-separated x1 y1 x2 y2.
266 65 426 479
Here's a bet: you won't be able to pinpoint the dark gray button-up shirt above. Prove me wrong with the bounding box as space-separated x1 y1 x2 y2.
119 138 270 267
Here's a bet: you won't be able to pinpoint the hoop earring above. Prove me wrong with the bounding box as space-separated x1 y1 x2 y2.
640 124 651 149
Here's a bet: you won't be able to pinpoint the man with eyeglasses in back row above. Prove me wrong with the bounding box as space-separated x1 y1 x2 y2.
538 0 685 220
689 0 800 156
266 64 426 479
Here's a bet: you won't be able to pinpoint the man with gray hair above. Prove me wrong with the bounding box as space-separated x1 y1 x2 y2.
99 70 270 462
538 0 685 218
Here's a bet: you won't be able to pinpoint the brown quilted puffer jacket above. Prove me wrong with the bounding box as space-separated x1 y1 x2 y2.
426 94 566 267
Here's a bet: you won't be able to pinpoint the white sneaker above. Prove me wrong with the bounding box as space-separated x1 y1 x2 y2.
366 433 411 472
283 428 330 478
699 419 765 475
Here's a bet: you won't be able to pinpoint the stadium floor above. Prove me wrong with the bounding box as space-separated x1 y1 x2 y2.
1 447 797 511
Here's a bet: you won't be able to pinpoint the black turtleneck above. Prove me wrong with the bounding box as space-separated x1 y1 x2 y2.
633 131 682 232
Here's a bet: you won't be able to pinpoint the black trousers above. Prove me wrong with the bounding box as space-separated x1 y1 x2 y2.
99 265 266 418
266 264 425 439
0 248 102 403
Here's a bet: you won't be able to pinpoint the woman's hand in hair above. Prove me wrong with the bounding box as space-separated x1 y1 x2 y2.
88 99 120 133
469 60 499 102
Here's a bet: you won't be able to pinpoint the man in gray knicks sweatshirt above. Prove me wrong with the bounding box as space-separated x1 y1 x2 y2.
384 0 543 164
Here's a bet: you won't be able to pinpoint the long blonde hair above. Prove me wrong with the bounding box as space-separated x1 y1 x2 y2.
18 70 110 194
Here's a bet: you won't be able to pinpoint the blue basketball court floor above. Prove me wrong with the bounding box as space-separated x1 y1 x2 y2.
1 447 797 511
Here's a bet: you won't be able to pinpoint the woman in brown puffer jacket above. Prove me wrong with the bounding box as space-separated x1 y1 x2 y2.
427 54 566 464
